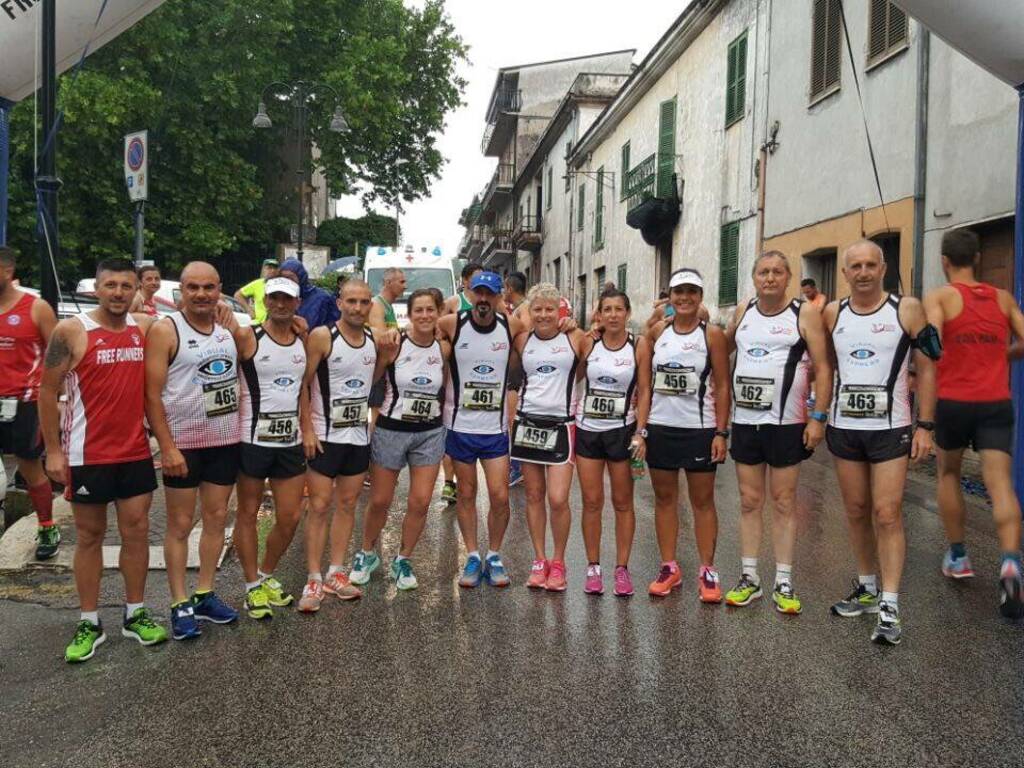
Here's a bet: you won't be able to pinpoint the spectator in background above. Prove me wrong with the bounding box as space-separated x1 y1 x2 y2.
235 258 279 323
130 265 161 316
801 278 827 311
279 259 341 330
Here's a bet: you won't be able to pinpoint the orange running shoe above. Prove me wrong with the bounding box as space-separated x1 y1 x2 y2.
648 564 682 597
527 559 549 589
698 566 723 603
324 571 362 601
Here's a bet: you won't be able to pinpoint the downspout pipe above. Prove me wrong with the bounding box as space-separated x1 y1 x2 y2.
0 97 11 246
911 28 930 298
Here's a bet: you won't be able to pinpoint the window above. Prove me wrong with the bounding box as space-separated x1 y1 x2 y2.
657 98 677 199
546 167 553 210
870 233 901 294
719 222 740 305
810 0 842 102
617 263 627 292
868 0 908 65
577 184 585 232
594 267 606 306
564 142 572 191
594 167 605 250
620 142 630 200
726 31 748 127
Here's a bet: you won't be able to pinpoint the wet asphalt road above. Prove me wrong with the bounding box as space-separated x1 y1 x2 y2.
1 449 1022 768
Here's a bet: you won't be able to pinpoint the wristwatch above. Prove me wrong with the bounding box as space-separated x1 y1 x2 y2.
917 420 935 431
637 427 649 439
714 429 730 439
809 410 828 423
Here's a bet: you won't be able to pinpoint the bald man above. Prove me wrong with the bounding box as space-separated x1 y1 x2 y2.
145 261 241 640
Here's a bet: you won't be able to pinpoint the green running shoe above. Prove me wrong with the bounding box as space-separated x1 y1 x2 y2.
725 575 762 607
390 557 418 590
260 576 294 607
65 620 106 663
122 608 169 646
830 581 880 617
245 584 273 620
350 550 381 586
35 525 61 560
441 480 457 505
772 582 803 615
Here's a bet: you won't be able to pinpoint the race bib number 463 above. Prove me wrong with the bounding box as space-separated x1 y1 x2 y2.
839 385 889 419
256 411 298 443
734 376 775 411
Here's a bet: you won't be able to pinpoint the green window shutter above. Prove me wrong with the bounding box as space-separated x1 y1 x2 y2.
577 184 585 231
617 263 627 292
546 167 553 210
620 142 630 200
656 98 676 199
718 222 740 305
726 32 748 126
594 167 604 248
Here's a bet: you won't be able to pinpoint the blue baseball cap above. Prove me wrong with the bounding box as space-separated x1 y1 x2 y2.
470 271 503 294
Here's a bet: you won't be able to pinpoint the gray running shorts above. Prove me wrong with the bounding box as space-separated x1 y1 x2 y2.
370 425 446 471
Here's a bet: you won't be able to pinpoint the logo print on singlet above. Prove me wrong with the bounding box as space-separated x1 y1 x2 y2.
7 315 20 326
535 365 556 374
198 358 234 377
273 376 296 388
490 342 508 352
597 375 617 384
871 323 896 334
345 378 365 388
412 376 432 386
473 364 495 375
850 349 876 360
747 348 769 358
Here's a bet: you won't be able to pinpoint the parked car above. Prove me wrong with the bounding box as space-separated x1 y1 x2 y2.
75 279 251 326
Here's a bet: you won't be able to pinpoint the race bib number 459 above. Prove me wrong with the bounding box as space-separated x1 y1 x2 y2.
514 424 558 451
734 376 775 411
256 411 298 443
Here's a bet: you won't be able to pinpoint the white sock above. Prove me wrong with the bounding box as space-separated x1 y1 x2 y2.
124 602 144 619
245 580 262 592
486 550 500 561
881 591 899 609
394 554 408 563
468 550 480 561
257 569 270 581
327 565 343 577
774 563 793 588
80 610 99 625
361 549 375 558
308 572 323 583
741 557 759 584
858 574 878 594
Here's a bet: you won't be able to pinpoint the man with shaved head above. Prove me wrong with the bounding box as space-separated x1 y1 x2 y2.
145 261 241 640
824 240 936 645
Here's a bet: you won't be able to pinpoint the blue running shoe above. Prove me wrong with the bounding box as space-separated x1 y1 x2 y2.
192 591 239 624
459 554 483 588
941 549 975 580
483 553 510 587
170 602 201 641
508 461 523 487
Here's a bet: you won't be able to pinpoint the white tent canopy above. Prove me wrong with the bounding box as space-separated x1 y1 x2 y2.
0 0 166 103
894 0 1024 88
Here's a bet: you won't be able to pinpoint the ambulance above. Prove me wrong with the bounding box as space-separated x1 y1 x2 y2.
363 245 457 328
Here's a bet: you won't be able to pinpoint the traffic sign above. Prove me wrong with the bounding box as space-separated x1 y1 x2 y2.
124 130 148 201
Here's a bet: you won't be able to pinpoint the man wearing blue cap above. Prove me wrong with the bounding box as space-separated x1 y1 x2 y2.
438 271 527 588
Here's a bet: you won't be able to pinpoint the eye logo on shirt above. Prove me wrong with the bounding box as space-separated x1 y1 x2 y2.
345 378 365 388
850 349 876 360
273 376 296 388
747 348 769 358
473 364 495 375
412 376 433 386
597 375 618 384
198 358 234 377
535 365 557 374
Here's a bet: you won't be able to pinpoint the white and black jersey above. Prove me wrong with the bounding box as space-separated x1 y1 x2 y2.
576 334 637 432
379 333 445 432
239 326 306 448
162 313 240 450
649 322 716 430
444 311 512 435
830 294 912 430
732 299 810 426
310 325 377 446
518 331 578 422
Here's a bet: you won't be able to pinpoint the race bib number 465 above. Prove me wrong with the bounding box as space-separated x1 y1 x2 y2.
402 391 440 422
734 376 775 411
203 381 239 418
256 411 298 443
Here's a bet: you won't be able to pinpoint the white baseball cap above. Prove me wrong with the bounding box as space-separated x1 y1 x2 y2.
265 277 300 298
669 269 704 291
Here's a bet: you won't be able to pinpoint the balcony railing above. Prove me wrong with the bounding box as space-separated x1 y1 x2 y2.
511 214 543 252
481 229 514 262
624 153 657 213
481 163 516 211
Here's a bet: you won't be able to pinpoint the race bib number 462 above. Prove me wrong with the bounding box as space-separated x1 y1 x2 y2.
256 411 298 443
734 376 775 411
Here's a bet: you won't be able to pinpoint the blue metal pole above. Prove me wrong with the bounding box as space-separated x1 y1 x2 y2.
0 97 11 246
1014 85 1024 506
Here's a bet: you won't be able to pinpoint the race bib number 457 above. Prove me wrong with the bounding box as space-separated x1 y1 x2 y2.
331 397 368 428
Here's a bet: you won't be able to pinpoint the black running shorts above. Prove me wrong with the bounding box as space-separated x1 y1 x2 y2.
307 441 371 478
730 422 811 468
239 444 306 480
826 425 912 464
0 400 43 460
645 424 718 472
67 459 157 505
163 444 241 489
935 399 1014 454
575 423 635 463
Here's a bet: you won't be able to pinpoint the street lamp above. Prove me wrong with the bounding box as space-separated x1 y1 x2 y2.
252 81 348 262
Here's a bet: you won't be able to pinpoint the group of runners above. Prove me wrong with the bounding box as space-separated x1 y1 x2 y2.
0 225 1021 664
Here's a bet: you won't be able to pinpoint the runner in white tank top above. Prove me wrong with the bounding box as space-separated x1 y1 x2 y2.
239 326 305 448
518 331 578 422
444 310 512 434
378 333 445 430
309 326 376 445
649 322 715 429
144 262 244 634
576 333 638 432
823 241 935 646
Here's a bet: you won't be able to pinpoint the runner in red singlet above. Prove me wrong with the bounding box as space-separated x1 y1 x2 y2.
130 264 161 317
0 246 60 559
924 229 1024 619
39 258 168 663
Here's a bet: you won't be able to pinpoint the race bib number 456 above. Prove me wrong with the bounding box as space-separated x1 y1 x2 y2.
654 365 697 396
256 411 298 443
734 376 775 411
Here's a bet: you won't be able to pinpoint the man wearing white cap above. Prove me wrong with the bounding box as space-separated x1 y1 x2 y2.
229 275 309 620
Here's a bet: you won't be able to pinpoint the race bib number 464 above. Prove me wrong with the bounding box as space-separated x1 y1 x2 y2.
402 391 440 422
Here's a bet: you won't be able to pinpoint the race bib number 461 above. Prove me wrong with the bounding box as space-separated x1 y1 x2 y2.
256 411 298 443
734 376 775 411
461 382 501 411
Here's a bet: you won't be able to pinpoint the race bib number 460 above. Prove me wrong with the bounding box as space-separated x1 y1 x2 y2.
202 381 239 417
256 411 298 443
461 382 501 411
0 397 17 424
331 397 368 428
402 391 440 422
735 376 775 411
839 385 889 419
654 365 698 396
583 390 626 419
514 424 558 451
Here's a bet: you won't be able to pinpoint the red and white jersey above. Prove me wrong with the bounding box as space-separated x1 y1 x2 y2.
0 292 45 401
63 313 151 467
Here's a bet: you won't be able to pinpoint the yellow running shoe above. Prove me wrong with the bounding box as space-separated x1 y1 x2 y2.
725 575 762 607
245 585 273 620
772 582 802 614
260 576 294 607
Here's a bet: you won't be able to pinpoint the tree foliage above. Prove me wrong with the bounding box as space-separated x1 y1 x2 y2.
5 0 466 285
316 212 397 258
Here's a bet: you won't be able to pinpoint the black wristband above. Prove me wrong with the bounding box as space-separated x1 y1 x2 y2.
714 429 730 439
917 420 935 431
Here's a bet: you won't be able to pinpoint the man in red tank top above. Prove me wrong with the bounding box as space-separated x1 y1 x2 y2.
924 228 1024 619
39 258 169 663
0 246 60 560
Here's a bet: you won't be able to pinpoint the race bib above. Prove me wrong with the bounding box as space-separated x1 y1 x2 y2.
256 410 298 443
402 391 440 422
331 397 368 429
202 381 239 418
461 382 501 411
0 397 17 424
583 390 627 419
735 376 775 411
839 385 889 419
514 423 558 451
654 365 698 396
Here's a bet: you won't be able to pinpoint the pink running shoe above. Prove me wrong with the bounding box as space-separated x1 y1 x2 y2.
527 559 549 589
613 566 634 597
297 579 324 613
584 564 604 595
545 560 567 592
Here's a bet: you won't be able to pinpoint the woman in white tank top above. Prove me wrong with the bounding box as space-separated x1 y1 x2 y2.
635 269 731 603
512 283 587 593
573 289 648 597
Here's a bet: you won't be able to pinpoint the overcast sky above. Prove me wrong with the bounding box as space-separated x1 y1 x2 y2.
338 0 691 256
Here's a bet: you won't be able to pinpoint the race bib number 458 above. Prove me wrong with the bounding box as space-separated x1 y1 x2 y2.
256 411 298 443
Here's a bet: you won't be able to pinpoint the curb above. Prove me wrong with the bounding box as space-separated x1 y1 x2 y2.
0 496 73 571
